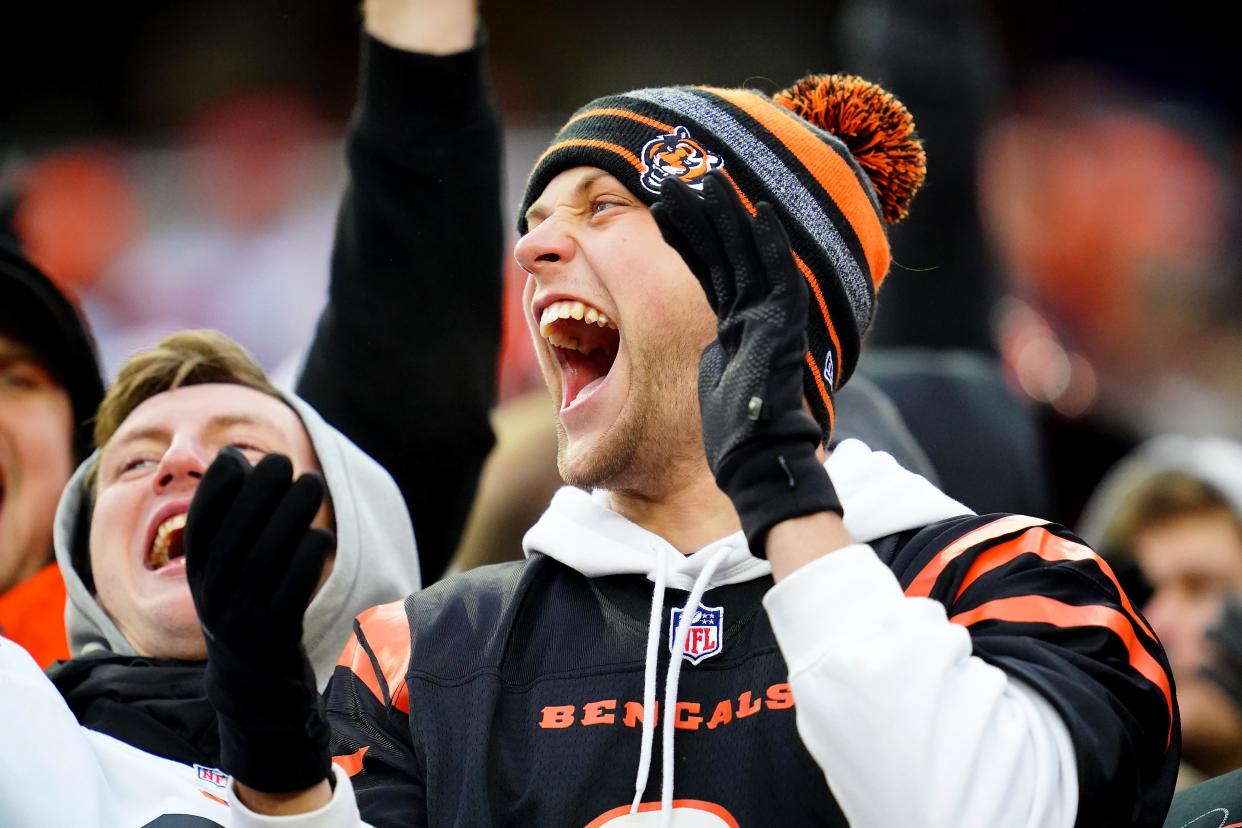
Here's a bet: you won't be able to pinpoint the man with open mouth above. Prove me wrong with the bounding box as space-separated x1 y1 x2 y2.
202 64 1176 828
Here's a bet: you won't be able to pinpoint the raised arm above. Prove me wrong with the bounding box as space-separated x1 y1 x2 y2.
296 0 502 584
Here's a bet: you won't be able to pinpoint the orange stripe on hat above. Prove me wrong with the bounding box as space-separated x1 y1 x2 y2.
950 594 1174 746
805 349 835 431
718 166 841 410
792 250 843 383
532 139 645 176
719 166 839 416
716 167 844 394
565 107 674 133
950 526 1157 642
709 88 891 289
905 515 1046 599
336 599 412 714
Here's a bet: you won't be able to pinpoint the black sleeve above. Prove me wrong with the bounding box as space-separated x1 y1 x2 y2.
886 514 1179 827
296 33 503 585
326 604 426 827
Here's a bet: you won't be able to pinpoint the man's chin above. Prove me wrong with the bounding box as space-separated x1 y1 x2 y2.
557 427 616 489
130 590 207 659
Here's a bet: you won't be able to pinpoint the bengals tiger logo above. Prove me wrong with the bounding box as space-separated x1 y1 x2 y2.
639 126 724 194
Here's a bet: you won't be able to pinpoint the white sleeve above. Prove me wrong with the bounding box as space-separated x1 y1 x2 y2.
0 636 111 827
227 765 375 828
762 544 1078 828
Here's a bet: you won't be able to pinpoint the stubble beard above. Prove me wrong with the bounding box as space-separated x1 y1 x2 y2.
555 334 706 496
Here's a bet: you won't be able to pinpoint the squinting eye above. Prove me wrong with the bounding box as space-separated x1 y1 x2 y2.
592 200 623 215
120 457 157 473
0 369 38 391
228 441 268 457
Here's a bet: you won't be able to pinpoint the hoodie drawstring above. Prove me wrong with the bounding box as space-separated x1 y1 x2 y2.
631 544 668 813
631 544 730 824
661 547 727 823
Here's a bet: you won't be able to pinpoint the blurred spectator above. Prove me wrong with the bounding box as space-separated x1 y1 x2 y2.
78 90 340 378
12 148 144 295
0 226 104 667
982 75 1242 526
1080 435 1242 785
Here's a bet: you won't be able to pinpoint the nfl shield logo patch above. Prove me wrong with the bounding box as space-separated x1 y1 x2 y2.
669 604 724 665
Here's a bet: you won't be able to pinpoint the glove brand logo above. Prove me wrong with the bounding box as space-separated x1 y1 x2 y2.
640 126 724 194
670 604 724 664
822 349 835 389
193 764 228 789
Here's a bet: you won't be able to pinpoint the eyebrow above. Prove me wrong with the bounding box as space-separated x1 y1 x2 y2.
0 342 43 366
107 425 171 451
204 413 282 433
107 413 283 454
523 170 615 225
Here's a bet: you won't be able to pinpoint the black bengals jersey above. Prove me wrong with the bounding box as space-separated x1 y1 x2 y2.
325 514 1178 826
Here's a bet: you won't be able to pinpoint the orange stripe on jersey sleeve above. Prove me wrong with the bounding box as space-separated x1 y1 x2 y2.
332 746 369 778
710 88 891 287
336 628 387 707
336 599 411 711
952 527 1157 641
951 595 1174 743
904 515 1047 599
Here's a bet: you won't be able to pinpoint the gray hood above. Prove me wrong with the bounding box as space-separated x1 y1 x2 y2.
52 393 420 689
1078 434 1242 551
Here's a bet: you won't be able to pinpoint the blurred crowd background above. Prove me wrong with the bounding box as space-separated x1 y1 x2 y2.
2 0 1238 529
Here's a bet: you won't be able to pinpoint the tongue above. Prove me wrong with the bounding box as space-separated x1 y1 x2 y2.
569 376 607 408
560 352 608 409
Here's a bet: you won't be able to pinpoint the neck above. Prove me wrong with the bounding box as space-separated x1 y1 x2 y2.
608 463 741 554
0 547 54 594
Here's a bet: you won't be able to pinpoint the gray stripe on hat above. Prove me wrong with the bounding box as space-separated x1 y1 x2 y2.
629 87 873 326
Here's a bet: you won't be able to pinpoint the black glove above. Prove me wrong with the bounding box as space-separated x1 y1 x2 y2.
1203 595 1242 711
185 448 336 793
652 171 842 557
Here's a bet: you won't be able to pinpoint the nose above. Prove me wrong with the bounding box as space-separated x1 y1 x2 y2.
514 214 576 276
151 437 210 494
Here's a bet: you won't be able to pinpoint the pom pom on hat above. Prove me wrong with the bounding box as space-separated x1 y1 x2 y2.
774 74 926 225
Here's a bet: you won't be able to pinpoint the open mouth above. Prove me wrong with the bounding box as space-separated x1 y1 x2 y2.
539 299 620 409
147 513 187 570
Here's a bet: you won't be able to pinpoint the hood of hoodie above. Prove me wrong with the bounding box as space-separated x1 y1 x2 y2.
522 437 972 589
1078 434 1242 551
52 393 420 689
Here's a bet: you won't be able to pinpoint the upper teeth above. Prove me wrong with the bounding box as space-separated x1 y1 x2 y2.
150 513 187 568
539 300 616 338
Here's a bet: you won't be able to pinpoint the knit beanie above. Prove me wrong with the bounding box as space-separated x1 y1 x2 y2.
0 237 105 463
519 75 925 434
